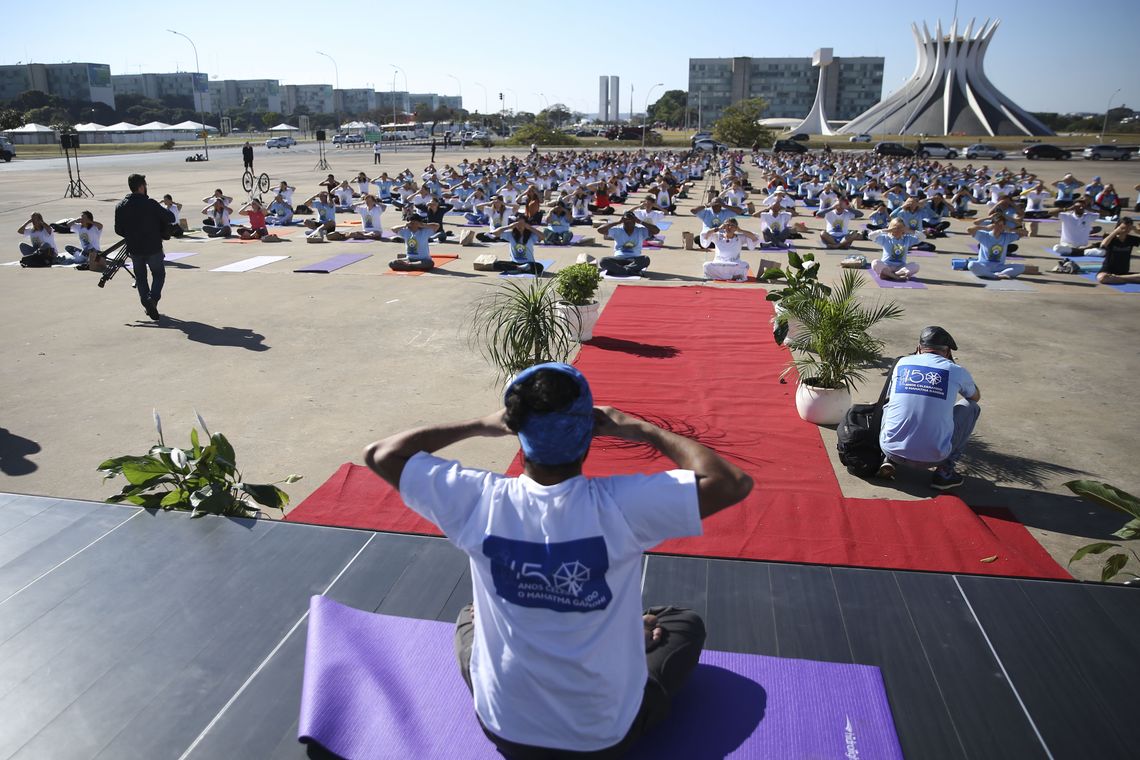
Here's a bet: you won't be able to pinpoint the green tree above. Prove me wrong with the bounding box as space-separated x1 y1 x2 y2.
261 111 283 129
648 90 689 127
508 123 580 147
0 108 22 130
537 104 572 129
713 98 772 147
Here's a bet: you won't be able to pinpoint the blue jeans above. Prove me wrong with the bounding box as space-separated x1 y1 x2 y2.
131 252 166 305
888 399 980 472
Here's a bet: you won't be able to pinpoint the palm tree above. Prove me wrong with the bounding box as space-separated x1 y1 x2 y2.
468 280 577 382
782 270 904 390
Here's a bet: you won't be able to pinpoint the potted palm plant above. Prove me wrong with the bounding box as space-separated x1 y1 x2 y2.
781 270 904 425
760 251 829 345
468 279 578 382
554 262 604 341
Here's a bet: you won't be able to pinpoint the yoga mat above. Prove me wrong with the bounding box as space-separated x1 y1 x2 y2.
210 255 289 272
163 252 199 262
601 271 644 280
499 259 555 278
295 253 371 273
869 269 927 289
1081 273 1140 292
538 234 585 247
298 597 904 760
960 271 1036 291
287 286 1067 579
382 254 460 276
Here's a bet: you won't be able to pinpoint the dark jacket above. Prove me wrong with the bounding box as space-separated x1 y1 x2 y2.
114 193 174 256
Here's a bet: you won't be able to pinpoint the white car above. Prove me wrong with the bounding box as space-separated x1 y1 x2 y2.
693 138 729 152
848 133 871 143
265 136 296 149
964 143 1005 160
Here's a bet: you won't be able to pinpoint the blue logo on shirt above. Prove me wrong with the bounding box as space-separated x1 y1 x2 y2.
895 366 949 399
482 536 611 613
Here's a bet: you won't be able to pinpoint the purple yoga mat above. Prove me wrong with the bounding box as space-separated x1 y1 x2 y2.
299 597 904 760
295 252 371 273
869 268 927 288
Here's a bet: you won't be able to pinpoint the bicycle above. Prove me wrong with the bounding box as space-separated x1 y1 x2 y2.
242 170 271 196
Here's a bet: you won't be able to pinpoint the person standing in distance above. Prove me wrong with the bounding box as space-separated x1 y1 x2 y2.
242 141 254 173
114 173 174 321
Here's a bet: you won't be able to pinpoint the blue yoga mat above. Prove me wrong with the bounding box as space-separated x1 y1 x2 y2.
298 596 903 760
1080 273 1140 292
499 259 555 278
295 253 372 273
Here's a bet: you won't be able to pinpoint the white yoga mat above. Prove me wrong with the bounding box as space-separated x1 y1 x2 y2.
210 255 289 272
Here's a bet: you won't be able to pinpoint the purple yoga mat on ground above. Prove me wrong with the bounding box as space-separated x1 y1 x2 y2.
869 268 927 288
1081 272 1140 292
295 252 372 273
299 596 904 760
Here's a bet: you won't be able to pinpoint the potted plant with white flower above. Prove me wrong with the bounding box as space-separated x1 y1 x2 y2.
760 251 829 346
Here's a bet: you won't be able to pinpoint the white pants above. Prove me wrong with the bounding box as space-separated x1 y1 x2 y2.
704 259 749 280
872 259 920 276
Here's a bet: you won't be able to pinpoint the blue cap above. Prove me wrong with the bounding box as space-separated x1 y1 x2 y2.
505 363 594 466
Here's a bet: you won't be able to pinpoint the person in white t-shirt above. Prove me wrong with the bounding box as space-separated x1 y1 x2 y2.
1054 200 1102 255
701 217 757 281
65 211 103 264
347 195 390 240
820 199 867 249
364 363 752 757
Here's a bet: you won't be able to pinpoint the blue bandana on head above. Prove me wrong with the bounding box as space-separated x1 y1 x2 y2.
505 363 594 466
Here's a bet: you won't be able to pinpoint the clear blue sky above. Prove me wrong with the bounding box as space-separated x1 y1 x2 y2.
3 0 1137 116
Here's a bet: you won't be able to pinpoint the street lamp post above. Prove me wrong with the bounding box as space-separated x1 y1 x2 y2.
642 82 663 147
167 29 208 160
473 81 488 118
1101 87 1122 141
390 64 408 124
316 51 339 134
447 74 462 111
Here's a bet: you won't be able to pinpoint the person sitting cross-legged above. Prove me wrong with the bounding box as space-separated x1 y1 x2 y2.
597 211 659 277
1093 217 1140 285
490 216 546 275
966 215 1026 279
389 211 439 271
303 192 346 241
363 362 752 759
235 199 283 241
542 202 575 245
347 195 392 241
820 199 866 249
870 219 922 281
877 326 981 491
701 217 757 281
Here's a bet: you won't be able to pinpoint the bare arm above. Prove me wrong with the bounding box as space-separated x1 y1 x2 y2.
594 407 752 518
364 411 513 488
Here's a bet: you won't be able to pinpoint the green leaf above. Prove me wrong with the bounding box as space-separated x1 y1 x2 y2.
1111 518 1140 541
121 458 175 486
123 492 168 509
159 489 187 508
786 250 803 268
96 455 143 474
760 267 784 281
211 433 237 470
1102 553 1130 582
1063 480 1140 520
238 483 290 510
1069 542 1121 564
190 427 200 456
190 482 233 515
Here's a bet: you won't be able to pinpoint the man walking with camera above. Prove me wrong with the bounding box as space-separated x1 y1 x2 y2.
114 173 175 321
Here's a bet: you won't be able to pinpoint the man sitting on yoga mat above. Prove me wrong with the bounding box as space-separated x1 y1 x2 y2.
364 363 752 758
878 327 980 491
489 215 546 275
1093 217 1140 285
389 211 439 271
597 211 659 277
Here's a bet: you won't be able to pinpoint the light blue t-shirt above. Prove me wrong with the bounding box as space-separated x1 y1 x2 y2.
312 201 335 224
546 213 571 233
507 232 536 263
880 354 977 463
400 226 433 261
972 230 1018 264
609 225 650 258
1056 180 1080 202
873 232 920 265
696 207 734 231
889 208 924 232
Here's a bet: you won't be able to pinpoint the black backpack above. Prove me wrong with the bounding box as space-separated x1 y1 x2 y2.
836 358 902 478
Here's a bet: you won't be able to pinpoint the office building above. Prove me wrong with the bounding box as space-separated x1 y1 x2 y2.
283 84 334 115
598 75 621 122
687 55 883 125
0 62 115 107
112 72 211 111
208 79 282 113
335 89 376 116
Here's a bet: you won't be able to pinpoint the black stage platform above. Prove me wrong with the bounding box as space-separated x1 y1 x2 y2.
1 493 1137 759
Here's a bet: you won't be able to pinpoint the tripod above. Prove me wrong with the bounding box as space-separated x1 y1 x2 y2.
313 137 331 171
96 240 134 289
62 136 93 198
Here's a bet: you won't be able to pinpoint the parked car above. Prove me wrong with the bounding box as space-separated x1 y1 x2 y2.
873 142 914 157
772 138 808 154
848 133 872 143
264 136 296 149
0 135 14 162
914 141 958 159
344 134 365 144
693 138 729 152
1023 144 1072 160
573 129 595 137
1083 144 1134 160
789 133 810 142
964 143 1005 160
331 133 347 145
690 131 712 145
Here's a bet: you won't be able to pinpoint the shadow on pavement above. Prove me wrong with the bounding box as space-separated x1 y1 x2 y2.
0 427 41 475
130 317 269 351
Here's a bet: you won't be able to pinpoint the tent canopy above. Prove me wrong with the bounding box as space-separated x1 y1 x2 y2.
72 122 105 132
268 123 299 132
136 121 174 130
170 120 219 133
8 123 56 133
101 122 140 131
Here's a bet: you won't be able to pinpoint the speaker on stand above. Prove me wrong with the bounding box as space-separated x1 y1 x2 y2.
61 133 92 198
314 129 331 171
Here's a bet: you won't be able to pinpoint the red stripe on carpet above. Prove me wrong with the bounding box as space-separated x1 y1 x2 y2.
285 285 1067 579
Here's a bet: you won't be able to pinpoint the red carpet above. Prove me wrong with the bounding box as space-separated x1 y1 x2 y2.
286 286 1067 579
